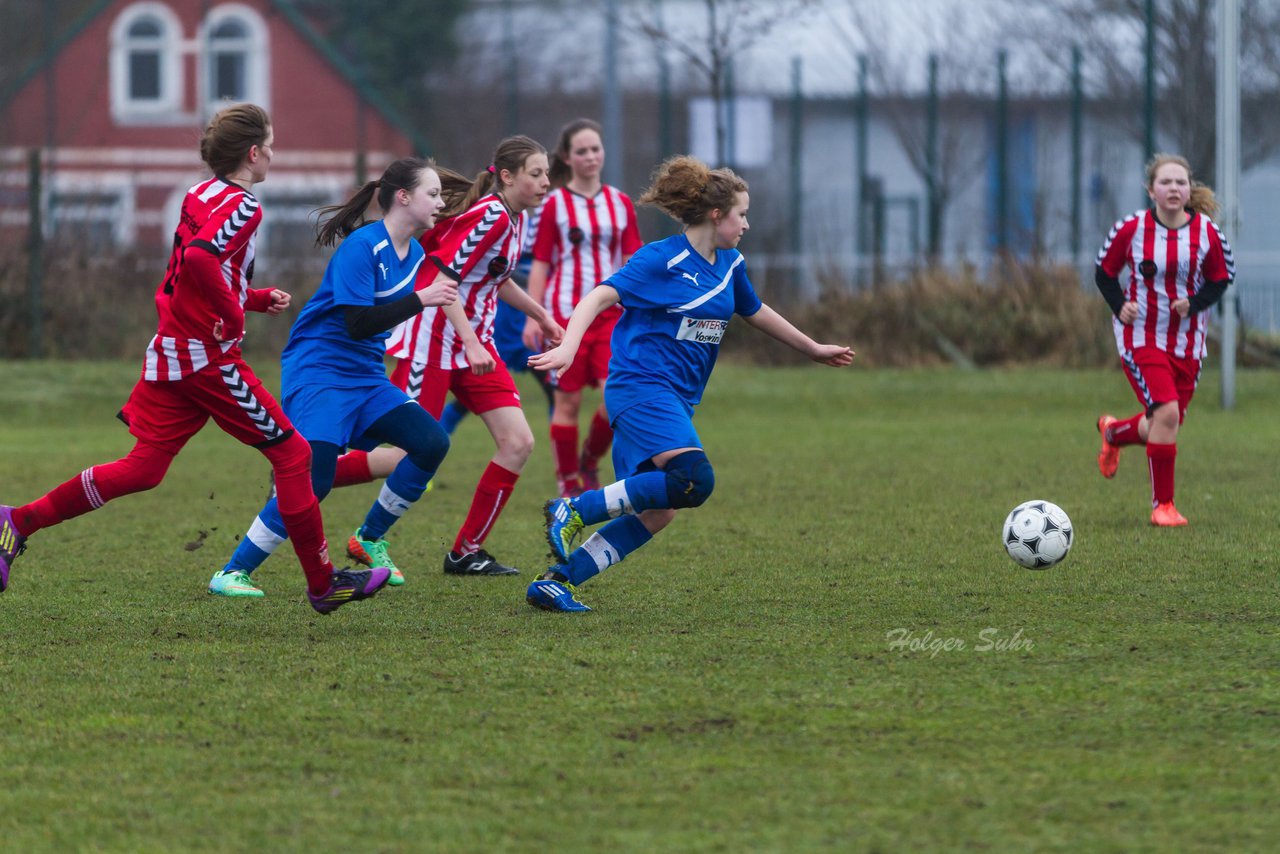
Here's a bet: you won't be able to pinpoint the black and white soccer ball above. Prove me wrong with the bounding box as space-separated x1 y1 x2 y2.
1002 500 1073 569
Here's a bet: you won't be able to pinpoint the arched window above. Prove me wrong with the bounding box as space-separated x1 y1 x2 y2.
202 6 269 112
110 3 183 123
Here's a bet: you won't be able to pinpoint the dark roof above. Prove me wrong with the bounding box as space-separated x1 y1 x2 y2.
0 0 429 153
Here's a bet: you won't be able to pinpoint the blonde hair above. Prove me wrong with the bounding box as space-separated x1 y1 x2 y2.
639 155 747 226
1145 153 1220 218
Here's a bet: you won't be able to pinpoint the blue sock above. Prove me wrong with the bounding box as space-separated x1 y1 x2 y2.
223 499 288 574
573 471 669 525
564 515 653 585
440 400 468 435
359 457 433 540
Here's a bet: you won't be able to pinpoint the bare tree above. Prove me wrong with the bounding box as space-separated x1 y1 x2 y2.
999 0 1280 178
825 1 992 260
633 0 819 167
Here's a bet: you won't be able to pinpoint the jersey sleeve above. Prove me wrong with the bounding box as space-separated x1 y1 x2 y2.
1202 218 1235 284
1096 214 1138 279
531 194 560 264
425 200 510 282
604 244 666 309
329 236 376 308
192 190 261 259
619 194 643 257
732 256 763 317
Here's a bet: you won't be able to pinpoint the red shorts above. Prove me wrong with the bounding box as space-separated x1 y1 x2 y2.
553 308 618 393
390 345 522 420
119 358 293 455
1121 346 1200 423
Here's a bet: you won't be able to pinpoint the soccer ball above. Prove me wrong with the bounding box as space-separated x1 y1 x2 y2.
1002 500 1073 569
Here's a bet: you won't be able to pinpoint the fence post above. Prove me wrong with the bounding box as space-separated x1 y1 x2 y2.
995 49 1009 254
27 149 44 359
1071 46 1082 262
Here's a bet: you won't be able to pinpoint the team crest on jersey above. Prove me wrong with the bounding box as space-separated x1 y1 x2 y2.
568 226 586 245
487 255 510 277
676 317 728 344
1138 259 1158 279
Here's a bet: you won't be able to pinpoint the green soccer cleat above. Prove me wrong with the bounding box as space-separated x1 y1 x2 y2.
346 529 405 586
208 569 265 598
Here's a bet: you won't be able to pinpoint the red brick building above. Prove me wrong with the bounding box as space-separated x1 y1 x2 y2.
0 0 422 256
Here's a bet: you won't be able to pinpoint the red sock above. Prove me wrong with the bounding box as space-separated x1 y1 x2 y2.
1106 413 1145 447
263 435 334 596
550 423 580 481
332 450 374 488
582 410 613 466
453 461 520 554
1146 442 1176 506
16 442 173 536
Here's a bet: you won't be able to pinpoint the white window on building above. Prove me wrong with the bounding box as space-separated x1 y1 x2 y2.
109 3 184 124
202 5 269 113
255 181 345 266
44 178 135 252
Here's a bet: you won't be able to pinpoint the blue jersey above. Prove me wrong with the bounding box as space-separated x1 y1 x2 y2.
604 233 761 418
282 221 425 391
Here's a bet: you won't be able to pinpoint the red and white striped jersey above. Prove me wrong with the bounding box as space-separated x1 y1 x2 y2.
532 184 642 324
1097 209 1234 359
386 194 523 370
143 177 262 381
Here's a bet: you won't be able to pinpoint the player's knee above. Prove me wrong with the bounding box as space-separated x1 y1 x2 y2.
406 425 450 472
500 428 536 465
1152 401 1180 431
664 450 715 509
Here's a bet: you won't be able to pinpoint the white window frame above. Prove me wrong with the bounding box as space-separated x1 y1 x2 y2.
200 4 270 115
43 173 136 249
109 2 184 125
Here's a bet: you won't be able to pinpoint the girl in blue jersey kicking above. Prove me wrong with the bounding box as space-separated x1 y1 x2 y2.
526 155 855 612
208 157 459 597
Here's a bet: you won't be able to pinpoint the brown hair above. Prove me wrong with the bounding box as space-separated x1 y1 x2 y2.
1145 153 1220 218
200 103 271 177
548 118 603 189
440 135 547 218
639 155 747 226
314 157 459 247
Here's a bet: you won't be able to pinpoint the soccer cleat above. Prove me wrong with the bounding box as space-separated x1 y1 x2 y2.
579 451 600 492
443 549 520 576
526 576 591 612
544 498 585 563
207 569 265 598
0 505 28 594
1151 502 1189 527
308 566 392 614
347 529 405 586
1096 414 1120 479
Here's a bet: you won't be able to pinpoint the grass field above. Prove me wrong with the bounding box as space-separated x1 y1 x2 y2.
1 359 1277 852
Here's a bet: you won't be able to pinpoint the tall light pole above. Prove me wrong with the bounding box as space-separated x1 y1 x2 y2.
1217 0 1240 409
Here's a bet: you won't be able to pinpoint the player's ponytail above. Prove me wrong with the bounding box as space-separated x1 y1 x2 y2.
200 103 270 177
1145 153 1221 219
439 135 547 218
315 156 447 247
549 118 603 189
639 155 747 226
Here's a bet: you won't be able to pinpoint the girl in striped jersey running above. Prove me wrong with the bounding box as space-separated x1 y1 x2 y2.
332 136 563 577
0 105 390 613
1094 154 1235 527
522 119 643 498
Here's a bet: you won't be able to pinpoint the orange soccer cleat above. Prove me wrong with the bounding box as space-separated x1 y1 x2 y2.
1096 414 1120 479
1150 502 1189 527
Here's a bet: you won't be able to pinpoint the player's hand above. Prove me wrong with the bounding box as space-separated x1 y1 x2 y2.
465 339 495 375
521 317 543 351
212 319 226 342
528 345 572 373
265 289 291 315
539 316 564 347
419 279 458 308
1118 301 1139 324
812 344 855 367
1172 297 1191 318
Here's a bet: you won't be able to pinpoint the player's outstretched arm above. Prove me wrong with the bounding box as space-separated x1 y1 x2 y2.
742 304 855 367
528 285 620 373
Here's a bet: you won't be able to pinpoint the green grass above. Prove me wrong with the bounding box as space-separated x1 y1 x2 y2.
1 360 1277 852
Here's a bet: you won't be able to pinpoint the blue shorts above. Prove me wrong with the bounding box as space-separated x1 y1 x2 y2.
608 390 702 479
282 380 413 451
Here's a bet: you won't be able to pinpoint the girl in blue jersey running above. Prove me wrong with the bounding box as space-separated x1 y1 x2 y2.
526 155 855 612
208 157 459 597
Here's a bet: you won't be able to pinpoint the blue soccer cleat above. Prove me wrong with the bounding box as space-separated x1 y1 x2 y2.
544 498 584 563
526 576 591 612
